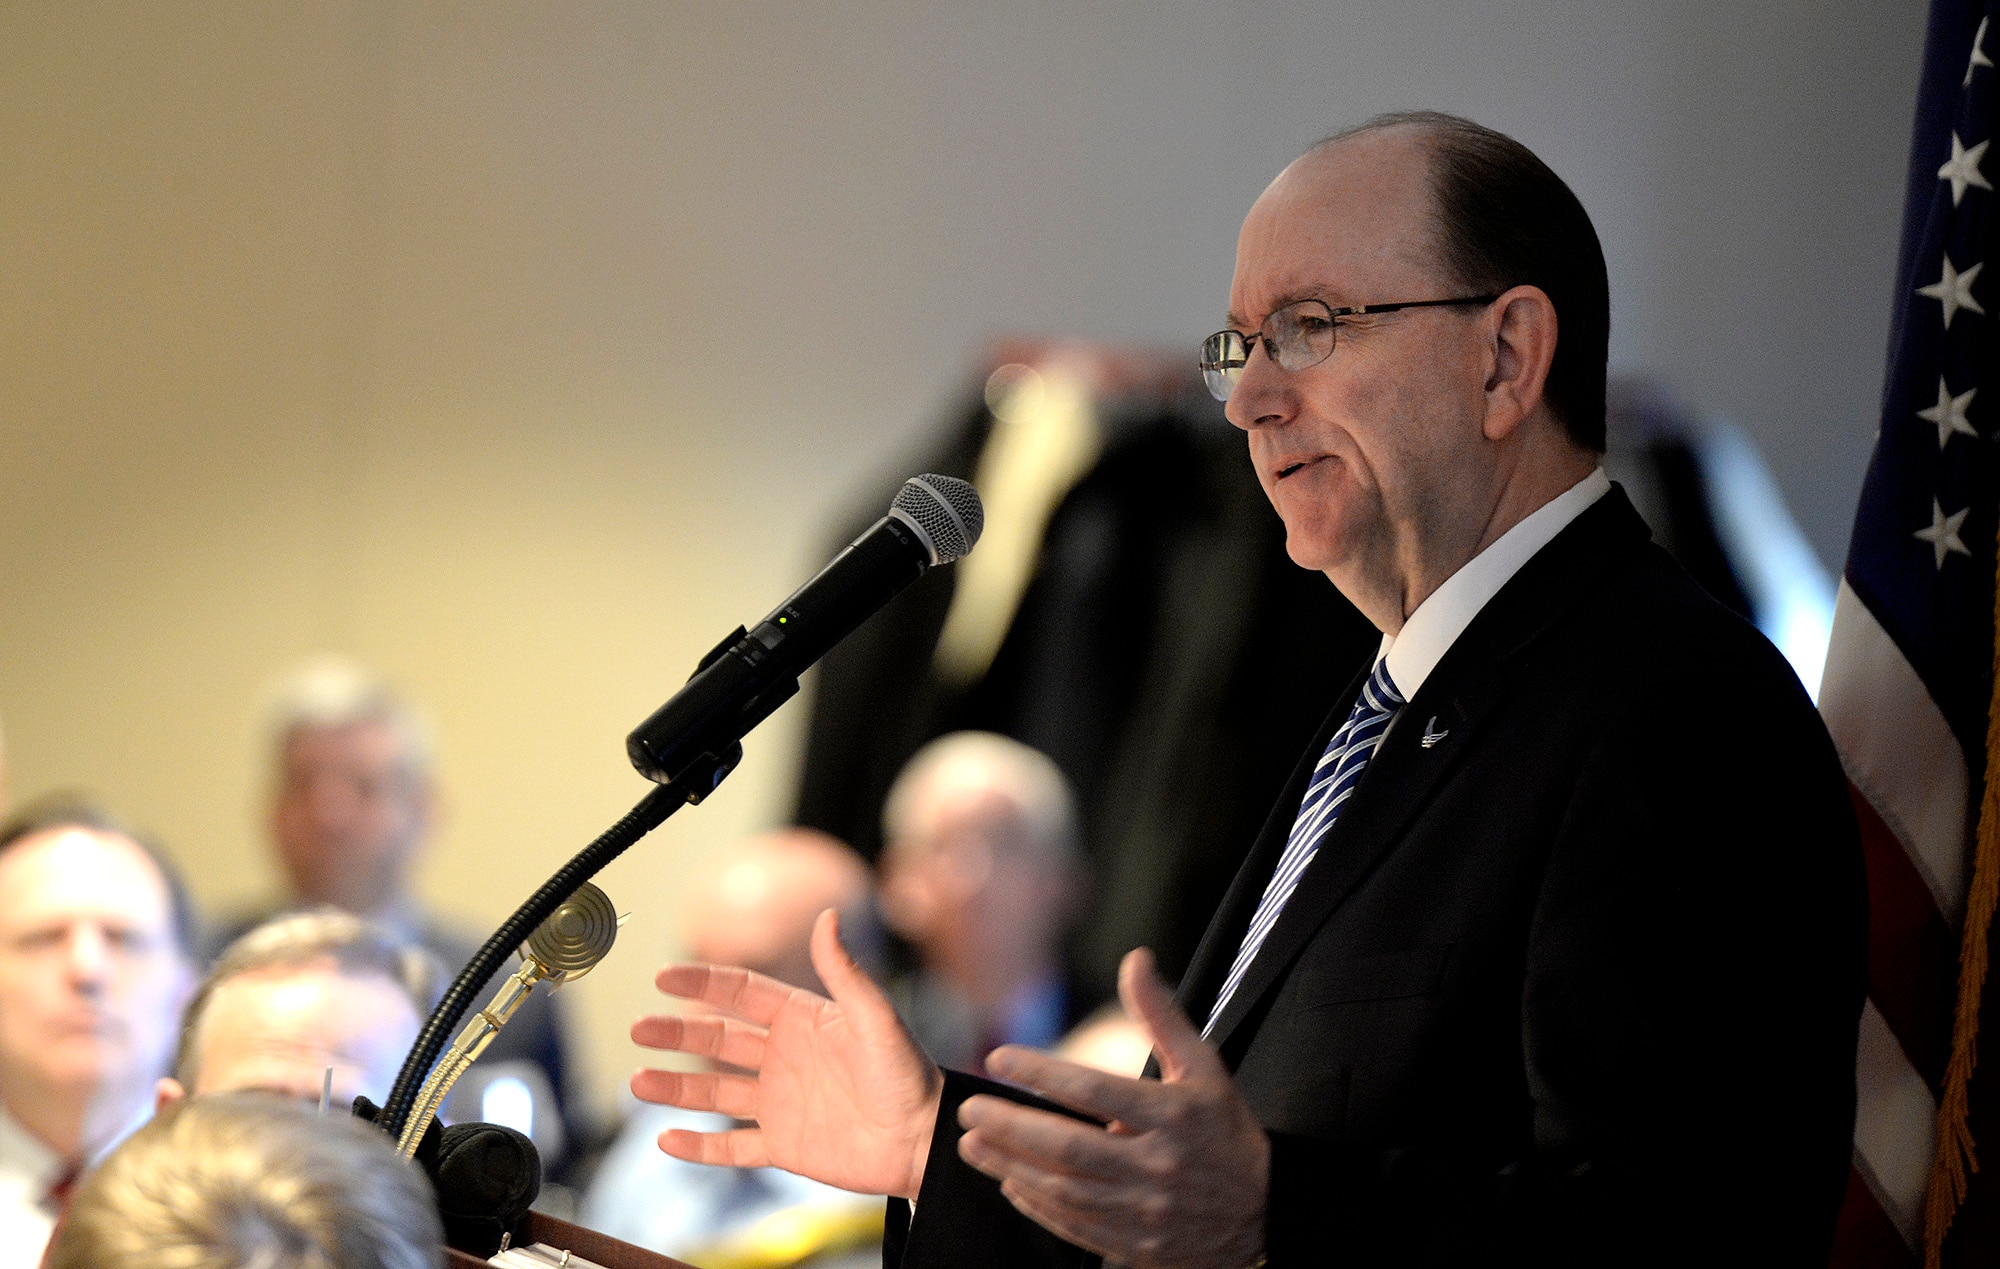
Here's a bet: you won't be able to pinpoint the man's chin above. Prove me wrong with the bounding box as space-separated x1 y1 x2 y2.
1279 518 1362 576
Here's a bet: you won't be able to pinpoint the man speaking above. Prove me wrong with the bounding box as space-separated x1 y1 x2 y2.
629 112 1866 1267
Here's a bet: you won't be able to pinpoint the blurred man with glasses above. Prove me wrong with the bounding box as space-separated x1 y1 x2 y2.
628 112 1866 1268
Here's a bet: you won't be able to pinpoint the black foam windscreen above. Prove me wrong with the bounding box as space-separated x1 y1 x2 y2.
434 1121 543 1256
353 1096 542 1257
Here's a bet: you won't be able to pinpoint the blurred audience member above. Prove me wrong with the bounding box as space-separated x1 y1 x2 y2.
159 909 434 1111
45 1090 441 1269
0 798 196 1262
582 828 882 1265
878 732 1086 1070
216 657 581 1165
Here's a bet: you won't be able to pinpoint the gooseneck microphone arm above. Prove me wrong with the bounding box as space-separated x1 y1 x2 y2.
378 781 683 1138
376 475 983 1140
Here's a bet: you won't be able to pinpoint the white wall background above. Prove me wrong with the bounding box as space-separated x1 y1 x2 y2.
0 1 1924 1121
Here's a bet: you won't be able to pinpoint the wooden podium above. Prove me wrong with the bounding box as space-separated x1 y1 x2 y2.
445 1211 696 1269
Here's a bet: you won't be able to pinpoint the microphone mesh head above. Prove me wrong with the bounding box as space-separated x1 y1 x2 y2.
893 475 983 564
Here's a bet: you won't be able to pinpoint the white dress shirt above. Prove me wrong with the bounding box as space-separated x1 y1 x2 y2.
1379 468 1611 699
0 1101 66 1265
0 1095 154 1266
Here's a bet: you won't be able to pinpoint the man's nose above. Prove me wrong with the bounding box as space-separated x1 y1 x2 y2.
1222 340 1291 433
305 775 359 823
66 925 110 986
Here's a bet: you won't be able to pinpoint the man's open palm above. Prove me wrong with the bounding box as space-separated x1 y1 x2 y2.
629 909 943 1199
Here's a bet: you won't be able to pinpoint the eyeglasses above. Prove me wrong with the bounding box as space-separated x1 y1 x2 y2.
1199 294 1500 401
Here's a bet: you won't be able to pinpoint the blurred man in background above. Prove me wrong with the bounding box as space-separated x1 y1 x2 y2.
583 828 882 1266
0 799 196 1262
45 1091 441 1269
878 732 1086 1070
218 657 582 1167
158 909 434 1111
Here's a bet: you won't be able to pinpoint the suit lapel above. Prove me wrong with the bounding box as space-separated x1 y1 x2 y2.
1174 665 1368 1022
1197 486 1652 1055
1200 670 1506 1050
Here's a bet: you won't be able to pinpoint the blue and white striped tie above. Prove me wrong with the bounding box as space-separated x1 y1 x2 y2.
1203 658 1405 1037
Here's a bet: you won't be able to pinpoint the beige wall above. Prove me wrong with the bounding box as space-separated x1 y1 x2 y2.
0 1 1922 1121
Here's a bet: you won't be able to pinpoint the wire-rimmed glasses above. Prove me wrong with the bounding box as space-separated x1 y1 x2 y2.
1199 294 1500 402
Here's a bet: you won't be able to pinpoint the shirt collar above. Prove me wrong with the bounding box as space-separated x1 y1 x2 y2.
90 1097 155 1166
1378 467 1610 700
0 1099 65 1195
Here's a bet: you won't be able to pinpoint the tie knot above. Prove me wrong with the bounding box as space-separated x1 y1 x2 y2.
1360 658 1404 716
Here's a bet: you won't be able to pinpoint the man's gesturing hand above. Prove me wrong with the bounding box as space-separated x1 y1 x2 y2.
629 908 944 1200
958 948 1269 1269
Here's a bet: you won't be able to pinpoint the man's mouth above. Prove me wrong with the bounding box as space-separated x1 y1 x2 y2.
1275 457 1318 480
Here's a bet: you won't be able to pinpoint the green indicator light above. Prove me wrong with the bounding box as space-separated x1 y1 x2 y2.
778 616 788 624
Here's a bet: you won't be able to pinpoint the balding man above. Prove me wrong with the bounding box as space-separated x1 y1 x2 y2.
581 829 880 1261
630 113 1864 1267
0 800 196 1263
158 910 434 1113
681 828 876 996
879 733 1085 1070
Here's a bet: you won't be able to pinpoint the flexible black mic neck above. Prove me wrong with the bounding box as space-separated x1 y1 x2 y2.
376 475 982 1139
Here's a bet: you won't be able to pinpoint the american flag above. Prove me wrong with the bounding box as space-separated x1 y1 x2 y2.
1819 1 1999 1265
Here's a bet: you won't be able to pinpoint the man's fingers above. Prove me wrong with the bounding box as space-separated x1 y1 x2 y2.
966 1143 1124 1221
997 1178 1120 1261
655 961 803 1027
1118 946 1218 1084
630 1067 761 1119
957 1095 1133 1182
983 1046 1161 1127
659 1125 770 1170
630 1012 767 1069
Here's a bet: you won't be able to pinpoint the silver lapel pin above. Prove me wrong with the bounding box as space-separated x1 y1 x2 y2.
1420 716 1449 748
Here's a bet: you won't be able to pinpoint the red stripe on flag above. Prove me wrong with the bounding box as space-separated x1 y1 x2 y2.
1853 783 1960 1092
1831 1165 1917 1268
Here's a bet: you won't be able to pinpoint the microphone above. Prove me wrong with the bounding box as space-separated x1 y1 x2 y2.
626 474 983 787
379 475 980 1142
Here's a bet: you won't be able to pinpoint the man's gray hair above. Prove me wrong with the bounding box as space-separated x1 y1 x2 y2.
882 731 1080 866
175 909 441 1086
264 657 435 776
45 1090 442 1269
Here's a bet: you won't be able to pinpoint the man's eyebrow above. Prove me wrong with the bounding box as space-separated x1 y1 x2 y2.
1224 288 1340 331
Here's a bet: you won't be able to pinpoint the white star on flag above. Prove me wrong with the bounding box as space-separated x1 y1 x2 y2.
1970 16 1993 88
1918 377 1980 448
1939 132 1992 207
1918 255 1985 328
1916 498 1973 569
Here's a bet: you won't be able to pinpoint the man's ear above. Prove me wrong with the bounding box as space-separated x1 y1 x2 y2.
1481 284 1559 443
155 1077 186 1114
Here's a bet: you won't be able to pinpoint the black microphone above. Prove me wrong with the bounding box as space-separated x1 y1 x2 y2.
626 474 983 788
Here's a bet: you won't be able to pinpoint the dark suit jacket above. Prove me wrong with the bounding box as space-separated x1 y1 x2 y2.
886 487 1867 1267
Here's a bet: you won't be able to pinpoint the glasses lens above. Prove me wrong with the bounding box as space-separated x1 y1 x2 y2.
1200 330 1246 401
1266 300 1337 372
